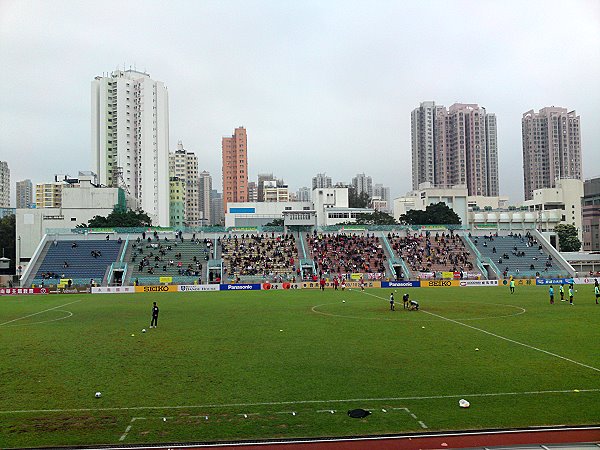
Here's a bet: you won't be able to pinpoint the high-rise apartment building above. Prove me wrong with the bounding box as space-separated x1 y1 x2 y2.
411 102 499 197
210 190 224 226
169 141 199 226
35 182 63 208
16 179 33 209
169 177 186 227
198 171 212 225
247 181 258 202
222 127 248 212
352 173 373 198
0 161 9 207
374 184 391 205
257 173 274 202
312 173 332 189
522 107 582 200
296 187 311 202
91 69 170 226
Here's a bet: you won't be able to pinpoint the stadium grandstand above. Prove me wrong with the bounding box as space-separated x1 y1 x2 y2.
18 226 577 287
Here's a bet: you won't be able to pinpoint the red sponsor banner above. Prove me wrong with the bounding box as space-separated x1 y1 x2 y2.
0 287 49 296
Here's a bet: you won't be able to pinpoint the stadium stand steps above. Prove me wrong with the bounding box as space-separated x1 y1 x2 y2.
33 240 123 286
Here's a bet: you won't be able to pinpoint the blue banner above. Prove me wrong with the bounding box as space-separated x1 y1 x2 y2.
535 278 574 286
219 283 262 291
381 281 420 288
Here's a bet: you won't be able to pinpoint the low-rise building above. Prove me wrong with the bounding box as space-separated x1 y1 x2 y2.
16 174 127 264
582 177 600 251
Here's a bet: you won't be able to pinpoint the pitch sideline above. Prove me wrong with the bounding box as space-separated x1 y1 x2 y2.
1 388 599 415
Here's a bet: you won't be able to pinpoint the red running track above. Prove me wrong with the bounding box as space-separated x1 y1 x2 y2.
118 426 600 450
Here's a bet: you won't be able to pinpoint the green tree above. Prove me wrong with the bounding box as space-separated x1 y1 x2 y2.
264 218 284 227
399 202 461 225
78 208 152 228
348 187 370 208
0 214 16 270
347 211 397 225
554 223 581 252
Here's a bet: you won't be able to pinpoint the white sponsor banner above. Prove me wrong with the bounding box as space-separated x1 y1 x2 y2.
573 277 599 285
458 280 499 287
178 284 220 292
91 286 135 294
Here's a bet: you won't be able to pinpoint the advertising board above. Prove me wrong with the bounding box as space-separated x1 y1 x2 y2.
301 280 381 289
535 278 574 286
159 277 173 283
0 287 49 296
499 278 536 286
134 285 179 293
178 284 220 292
219 284 262 291
92 286 135 294
261 283 302 290
381 281 420 288
458 280 498 287
419 280 460 288
572 277 599 285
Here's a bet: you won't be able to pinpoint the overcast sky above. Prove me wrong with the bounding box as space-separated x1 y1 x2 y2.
1 0 599 206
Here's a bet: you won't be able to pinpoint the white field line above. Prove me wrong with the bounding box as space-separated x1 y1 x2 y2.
2 310 73 327
359 290 600 374
2 388 599 415
119 417 146 441
392 407 427 429
0 300 81 327
421 309 600 373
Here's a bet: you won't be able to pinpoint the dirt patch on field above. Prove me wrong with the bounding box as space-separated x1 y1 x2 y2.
6 415 117 434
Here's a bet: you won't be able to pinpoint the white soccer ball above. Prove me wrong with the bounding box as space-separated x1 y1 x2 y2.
342 300 346 303
142 329 146 333
95 392 102 398
459 399 470 408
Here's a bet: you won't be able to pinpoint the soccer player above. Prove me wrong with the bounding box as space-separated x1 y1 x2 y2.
559 283 565 301
341 279 346 291
389 292 395 311
402 293 410 309
568 284 574 305
409 299 419 311
150 302 159 328
595 284 599 305
360 278 365 291
548 285 554 304
509 279 515 294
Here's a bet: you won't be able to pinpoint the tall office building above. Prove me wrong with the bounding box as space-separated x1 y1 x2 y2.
411 102 499 197
0 161 9 207
169 141 199 226
91 69 170 226
522 107 582 200
198 171 212 225
16 179 33 209
222 127 248 212
312 173 332 189
352 173 373 198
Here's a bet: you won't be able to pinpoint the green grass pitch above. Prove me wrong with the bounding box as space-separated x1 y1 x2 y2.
1 285 599 448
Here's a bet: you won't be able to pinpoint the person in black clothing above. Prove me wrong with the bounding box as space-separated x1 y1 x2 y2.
150 302 159 328
402 293 410 309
